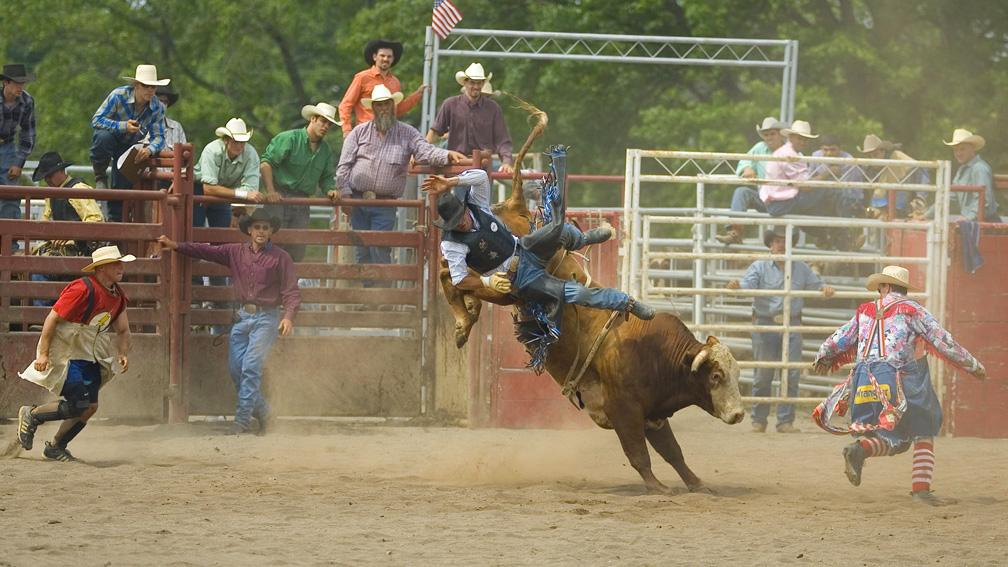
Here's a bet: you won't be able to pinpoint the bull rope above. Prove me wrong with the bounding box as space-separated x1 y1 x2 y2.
561 309 621 404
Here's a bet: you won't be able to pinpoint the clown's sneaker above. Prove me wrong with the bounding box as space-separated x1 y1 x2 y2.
18 405 38 451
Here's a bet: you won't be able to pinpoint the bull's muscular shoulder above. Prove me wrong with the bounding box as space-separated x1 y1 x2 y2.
490 200 533 238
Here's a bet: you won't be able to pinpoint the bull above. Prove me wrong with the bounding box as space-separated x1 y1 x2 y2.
436 98 744 493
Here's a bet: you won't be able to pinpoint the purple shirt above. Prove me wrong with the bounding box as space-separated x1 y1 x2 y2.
177 241 300 321
429 94 513 165
337 121 450 198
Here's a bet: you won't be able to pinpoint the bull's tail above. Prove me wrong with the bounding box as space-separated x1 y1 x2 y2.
500 92 548 209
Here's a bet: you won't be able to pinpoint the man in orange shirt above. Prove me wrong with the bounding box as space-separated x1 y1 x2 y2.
338 39 428 138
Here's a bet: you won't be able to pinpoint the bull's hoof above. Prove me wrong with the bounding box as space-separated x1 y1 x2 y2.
688 483 716 495
454 330 469 348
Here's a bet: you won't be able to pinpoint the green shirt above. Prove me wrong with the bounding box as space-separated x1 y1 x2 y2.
736 141 772 178
261 127 335 196
194 138 261 193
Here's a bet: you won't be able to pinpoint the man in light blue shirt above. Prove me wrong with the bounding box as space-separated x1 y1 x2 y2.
194 117 262 229
930 128 1000 223
717 117 786 245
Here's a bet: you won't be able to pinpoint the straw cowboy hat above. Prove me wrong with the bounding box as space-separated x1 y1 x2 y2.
455 62 492 86
301 102 342 125
32 151 73 182
865 265 920 292
781 120 818 139
155 85 179 107
0 64 37 83
857 134 896 154
943 128 985 150
82 245 136 273
363 39 403 67
123 64 170 87
361 84 404 109
756 117 787 135
762 225 799 247
215 117 253 142
239 208 281 235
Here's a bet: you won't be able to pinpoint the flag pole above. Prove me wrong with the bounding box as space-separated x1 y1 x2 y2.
421 26 435 134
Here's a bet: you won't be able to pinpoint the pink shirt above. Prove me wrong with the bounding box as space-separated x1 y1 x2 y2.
759 141 808 203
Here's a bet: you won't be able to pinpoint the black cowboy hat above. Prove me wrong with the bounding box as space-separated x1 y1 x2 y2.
0 64 37 83
763 225 800 248
433 186 469 230
155 84 179 107
32 151 73 182
364 39 403 67
239 208 282 235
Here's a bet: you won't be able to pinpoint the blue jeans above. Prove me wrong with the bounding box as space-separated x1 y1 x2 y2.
228 307 281 428
31 273 56 307
192 180 232 229
348 198 397 288
89 129 136 222
264 191 311 263
0 141 22 220
750 321 802 427
729 186 766 214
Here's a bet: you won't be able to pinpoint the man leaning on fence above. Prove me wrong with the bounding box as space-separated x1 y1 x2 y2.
0 63 37 221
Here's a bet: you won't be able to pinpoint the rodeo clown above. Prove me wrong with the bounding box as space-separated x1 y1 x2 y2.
812 265 987 505
17 245 134 461
423 146 655 367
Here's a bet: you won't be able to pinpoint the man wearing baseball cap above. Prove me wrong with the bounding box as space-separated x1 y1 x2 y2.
17 245 134 461
814 265 987 505
338 39 428 138
0 63 37 221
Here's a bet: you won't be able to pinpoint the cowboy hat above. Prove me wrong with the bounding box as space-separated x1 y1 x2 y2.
215 117 253 142
123 64 170 87
762 225 799 248
455 62 492 86
857 134 895 154
756 117 787 135
781 120 818 139
239 208 281 235
865 265 920 292
361 84 404 109
155 84 179 107
32 151 73 182
363 39 403 67
433 186 470 230
943 128 985 150
82 245 136 273
0 63 37 83
301 102 342 125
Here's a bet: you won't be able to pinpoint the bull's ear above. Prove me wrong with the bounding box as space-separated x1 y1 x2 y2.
706 336 720 345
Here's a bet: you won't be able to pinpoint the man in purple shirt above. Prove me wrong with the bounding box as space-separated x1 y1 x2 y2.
333 84 464 287
157 209 300 435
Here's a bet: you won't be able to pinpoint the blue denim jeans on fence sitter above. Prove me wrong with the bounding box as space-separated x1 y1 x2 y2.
750 321 803 428
227 307 281 428
730 186 767 214
348 197 397 288
89 129 136 223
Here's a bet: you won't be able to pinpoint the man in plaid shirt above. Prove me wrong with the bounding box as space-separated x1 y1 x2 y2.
333 85 465 287
0 63 37 220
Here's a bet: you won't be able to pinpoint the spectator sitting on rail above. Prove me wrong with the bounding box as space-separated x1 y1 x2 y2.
155 85 186 183
813 265 987 505
332 85 464 288
0 63 38 222
924 129 1001 223
338 39 428 139
858 134 928 220
157 208 300 436
726 225 834 434
811 133 867 251
425 63 514 175
716 117 786 245
29 151 105 307
260 102 340 263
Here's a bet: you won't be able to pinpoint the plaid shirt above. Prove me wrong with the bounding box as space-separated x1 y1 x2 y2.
337 120 450 198
0 90 36 166
91 86 167 153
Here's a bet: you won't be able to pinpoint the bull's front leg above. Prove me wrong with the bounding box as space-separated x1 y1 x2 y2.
439 267 477 348
645 419 712 494
605 399 669 494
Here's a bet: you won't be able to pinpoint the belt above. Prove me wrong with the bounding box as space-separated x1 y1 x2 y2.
242 303 279 314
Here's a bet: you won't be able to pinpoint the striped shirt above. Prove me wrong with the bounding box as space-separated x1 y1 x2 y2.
177 240 301 322
337 120 450 198
91 86 168 153
439 169 517 285
0 90 36 166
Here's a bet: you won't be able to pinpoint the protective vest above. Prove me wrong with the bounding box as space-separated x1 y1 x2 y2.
442 201 516 275
50 177 86 222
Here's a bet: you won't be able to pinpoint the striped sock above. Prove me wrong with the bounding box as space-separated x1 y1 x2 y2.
912 441 935 492
859 437 895 458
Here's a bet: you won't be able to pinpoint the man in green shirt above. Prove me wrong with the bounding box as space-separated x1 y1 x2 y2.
260 102 341 262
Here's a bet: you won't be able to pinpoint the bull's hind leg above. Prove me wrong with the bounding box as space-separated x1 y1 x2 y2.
606 401 669 494
439 268 477 348
644 419 712 494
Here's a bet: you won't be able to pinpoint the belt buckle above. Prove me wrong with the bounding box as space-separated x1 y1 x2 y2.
507 255 519 274
243 304 258 314
773 314 783 324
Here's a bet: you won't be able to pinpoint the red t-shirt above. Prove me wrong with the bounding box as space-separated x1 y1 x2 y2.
53 277 129 328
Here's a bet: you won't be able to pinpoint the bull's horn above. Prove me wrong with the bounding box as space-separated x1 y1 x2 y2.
691 348 709 372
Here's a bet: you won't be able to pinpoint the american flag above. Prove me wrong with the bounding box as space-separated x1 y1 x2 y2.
432 0 463 40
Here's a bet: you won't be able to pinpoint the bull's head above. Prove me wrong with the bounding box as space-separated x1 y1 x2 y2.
688 336 744 425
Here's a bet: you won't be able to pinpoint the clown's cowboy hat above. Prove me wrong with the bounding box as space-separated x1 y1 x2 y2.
82 245 136 273
781 120 818 139
943 128 985 150
361 84 404 109
301 102 342 125
364 39 403 67
215 117 253 142
455 63 492 86
123 64 170 86
865 265 921 292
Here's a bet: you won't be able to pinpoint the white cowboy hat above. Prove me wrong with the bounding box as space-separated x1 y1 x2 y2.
122 64 170 87
82 245 136 273
214 117 253 142
943 128 985 150
361 84 404 109
455 62 492 86
756 117 787 135
781 120 818 139
865 265 920 292
301 102 342 125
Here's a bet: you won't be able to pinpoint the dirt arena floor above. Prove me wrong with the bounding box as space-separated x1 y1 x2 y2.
1 407 1006 566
